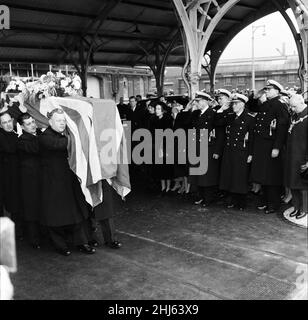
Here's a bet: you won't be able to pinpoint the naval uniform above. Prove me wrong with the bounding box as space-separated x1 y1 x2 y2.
219 109 256 208
250 96 290 210
189 108 222 204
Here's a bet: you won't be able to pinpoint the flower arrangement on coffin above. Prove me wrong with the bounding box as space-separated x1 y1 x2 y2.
25 71 83 99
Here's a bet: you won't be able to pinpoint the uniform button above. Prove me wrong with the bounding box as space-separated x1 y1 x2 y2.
234 144 236 146
236 138 238 140
240 127 242 129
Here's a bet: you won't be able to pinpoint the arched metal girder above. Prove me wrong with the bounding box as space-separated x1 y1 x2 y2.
172 0 241 97
287 0 308 98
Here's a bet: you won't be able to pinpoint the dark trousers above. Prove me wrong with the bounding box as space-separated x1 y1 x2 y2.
25 221 41 245
260 185 281 210
198 186 218 204
291 189 308 213
227 193 247 208
48 222 88 250
88 217 117 244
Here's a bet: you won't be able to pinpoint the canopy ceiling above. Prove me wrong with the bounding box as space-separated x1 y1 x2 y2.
0 0 291 68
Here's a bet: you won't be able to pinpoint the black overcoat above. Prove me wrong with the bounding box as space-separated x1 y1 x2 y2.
189 108 222 187
17 131 41 222
38 127 89 227
93 180 115 221
0 129 20 214
250 96 290 185
150 114 174 180
284 108 308 190
219 110 256 194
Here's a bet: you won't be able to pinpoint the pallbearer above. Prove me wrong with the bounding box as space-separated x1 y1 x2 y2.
219 94 256 210
17 113 42 249
39 109 95 256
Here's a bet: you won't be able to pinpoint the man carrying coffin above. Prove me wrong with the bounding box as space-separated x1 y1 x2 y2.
39 108 95 256
0 112 22 237
250 80 290 214
219 94 256 210
17 113 42 249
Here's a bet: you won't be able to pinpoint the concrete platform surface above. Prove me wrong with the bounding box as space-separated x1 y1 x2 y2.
11 190 308 300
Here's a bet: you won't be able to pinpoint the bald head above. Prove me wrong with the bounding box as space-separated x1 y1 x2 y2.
289 94 306 114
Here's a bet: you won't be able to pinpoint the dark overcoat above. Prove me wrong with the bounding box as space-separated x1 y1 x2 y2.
189 108 222 187
0 129 20 214
93 180 115 221
150 114 174 179
250 96 290 185
0 143 3 216
219 109 256 194
17 130 41 222
38 127 89 227
172 111 192 178
284 108 308 190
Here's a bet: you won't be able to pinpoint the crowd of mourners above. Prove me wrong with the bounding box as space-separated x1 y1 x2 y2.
118 80 307 220
0 79 307 258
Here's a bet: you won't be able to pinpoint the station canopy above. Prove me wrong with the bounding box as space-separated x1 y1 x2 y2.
0 0 290 68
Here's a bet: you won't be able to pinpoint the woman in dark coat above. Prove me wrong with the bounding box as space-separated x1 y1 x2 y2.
151 103 174 193
17 113 42 248
38 109 94 255
284 95 308 220
219 94 256 210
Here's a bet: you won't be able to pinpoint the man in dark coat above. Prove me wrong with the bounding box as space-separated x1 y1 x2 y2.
117 97 129 121
250 80 290 214
38 108 95 256
0 112 22 236
219 94 256 210
189 92 222 206
17 113 42 249
284 94 308 220
87 180 122 249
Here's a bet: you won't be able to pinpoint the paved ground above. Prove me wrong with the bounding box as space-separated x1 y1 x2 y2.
11 187 308 300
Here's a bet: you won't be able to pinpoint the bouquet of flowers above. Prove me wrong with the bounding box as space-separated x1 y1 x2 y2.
25 71 83 99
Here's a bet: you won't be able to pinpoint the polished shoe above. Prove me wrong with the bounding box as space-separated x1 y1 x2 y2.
105 241 122 249
227 204 235 209
289 209 299 217
265 209 276 214
78 244 96 254
257 205 267 210
296 211 307 220
194 199 204 205
56 247 71 256
238 207 245 211
88 240 100 247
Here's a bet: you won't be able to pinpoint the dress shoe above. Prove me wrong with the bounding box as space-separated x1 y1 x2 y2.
289 209 299 217
194 199 203 205
88 240 100 247
257 205 267 210
56 247 71 256
238 207 245 211
77 244 96 254
265 209 276 214
296 211 307 220
227 204 235 209
105 241 122 249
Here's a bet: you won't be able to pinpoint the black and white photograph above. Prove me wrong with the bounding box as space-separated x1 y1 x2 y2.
0 0 307 303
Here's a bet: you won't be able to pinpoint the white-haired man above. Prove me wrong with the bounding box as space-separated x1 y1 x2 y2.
284 94 307 220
